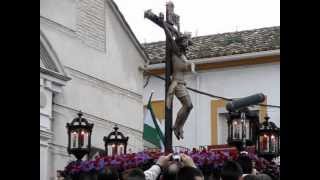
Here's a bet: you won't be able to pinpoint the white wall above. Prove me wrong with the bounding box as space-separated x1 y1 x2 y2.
40 145 49 180
40 0 146 179
143 62 280 149
40 0 77 30
41 0 145 95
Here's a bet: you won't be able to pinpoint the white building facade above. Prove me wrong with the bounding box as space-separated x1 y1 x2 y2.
40 0 148 179
142 27 280 149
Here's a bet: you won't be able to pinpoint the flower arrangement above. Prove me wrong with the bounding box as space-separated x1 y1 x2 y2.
62 148 279 179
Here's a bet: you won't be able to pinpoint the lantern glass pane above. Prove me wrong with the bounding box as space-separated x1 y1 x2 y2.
245 119 250 140
260 134 270 153
232 119 241 140
119 145 124 155
270 135 278 153
71 130 78 148
112 144 117 155
107 145 113 156
79 130 88 148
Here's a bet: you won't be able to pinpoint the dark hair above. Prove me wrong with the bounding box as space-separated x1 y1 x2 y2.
161 165 179 180
243 175 259 180
220 160 243 180
175 35 187 43
177 166 203 180
126 168 146 180
237 155 253 174
98 167 119 180
209 169 221 180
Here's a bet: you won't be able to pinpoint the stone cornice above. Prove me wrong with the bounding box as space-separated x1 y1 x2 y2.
40 29 71 91
40 67 71 82
40 68 70 94
65 66 142 103
40 111 51 118
40 129 54 141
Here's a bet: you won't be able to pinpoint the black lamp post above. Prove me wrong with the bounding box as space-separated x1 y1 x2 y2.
103 125 129 156
226 109 259 151
256 116 280 161
66 111 94 161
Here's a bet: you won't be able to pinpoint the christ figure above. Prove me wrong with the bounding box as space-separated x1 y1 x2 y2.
161 20 196 140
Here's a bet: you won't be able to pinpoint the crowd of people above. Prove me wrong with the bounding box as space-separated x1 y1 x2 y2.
96 153 276 180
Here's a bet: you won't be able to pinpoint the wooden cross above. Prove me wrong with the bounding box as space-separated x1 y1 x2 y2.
144 1 180 152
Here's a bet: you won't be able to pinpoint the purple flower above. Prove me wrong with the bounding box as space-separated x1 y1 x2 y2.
96 159 105 171
62 147 279 179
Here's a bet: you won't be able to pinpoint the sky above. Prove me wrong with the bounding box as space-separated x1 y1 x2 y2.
114 0 280 43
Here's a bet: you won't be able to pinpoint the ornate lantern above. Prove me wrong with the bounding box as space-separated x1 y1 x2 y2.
257 116 280 161
227 108 259 151
103 125 129 156
225 93 266 151
66 111 94 161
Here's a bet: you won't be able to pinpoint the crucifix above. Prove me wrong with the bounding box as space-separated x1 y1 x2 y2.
144 1 195 152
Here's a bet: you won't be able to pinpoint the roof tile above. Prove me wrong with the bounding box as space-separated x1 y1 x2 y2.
142 26 280 64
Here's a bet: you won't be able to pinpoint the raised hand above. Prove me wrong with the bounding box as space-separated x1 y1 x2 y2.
156 153 173 168
144 9 153 18
180 153 196 168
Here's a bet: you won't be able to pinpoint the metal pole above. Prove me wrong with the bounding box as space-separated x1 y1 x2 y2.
241 112 246 151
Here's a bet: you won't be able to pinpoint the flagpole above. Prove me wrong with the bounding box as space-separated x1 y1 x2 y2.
148 91 154 104
147 92 165 147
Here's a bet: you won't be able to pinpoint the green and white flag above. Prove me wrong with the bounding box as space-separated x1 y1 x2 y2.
143 92 165 151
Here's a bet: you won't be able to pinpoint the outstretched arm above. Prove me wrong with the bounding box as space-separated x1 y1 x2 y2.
144 9 180 54
144 10 164 28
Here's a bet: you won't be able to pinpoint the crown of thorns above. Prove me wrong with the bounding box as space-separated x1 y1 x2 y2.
176 33 193 46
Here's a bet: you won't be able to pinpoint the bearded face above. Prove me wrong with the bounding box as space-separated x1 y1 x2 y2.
176 36 192 51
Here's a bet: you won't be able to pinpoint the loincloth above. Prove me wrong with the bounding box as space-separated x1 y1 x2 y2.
174 81 189 98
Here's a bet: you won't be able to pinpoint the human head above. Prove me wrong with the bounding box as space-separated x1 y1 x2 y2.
220 160 243 180
97 166 119 180
237 154 253 174
175 33 192 50
56 170 64 180
161 162 180 180
126 168 146 180
243 175 259 180
56 170 62 177
121 169 131 180
256 174 272 180
208 167 221 180
177 166 204 180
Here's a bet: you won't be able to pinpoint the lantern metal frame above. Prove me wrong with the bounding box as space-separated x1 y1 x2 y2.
226 108 259 151
66 111 94 161
256 116 280 161
103 125 129 156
